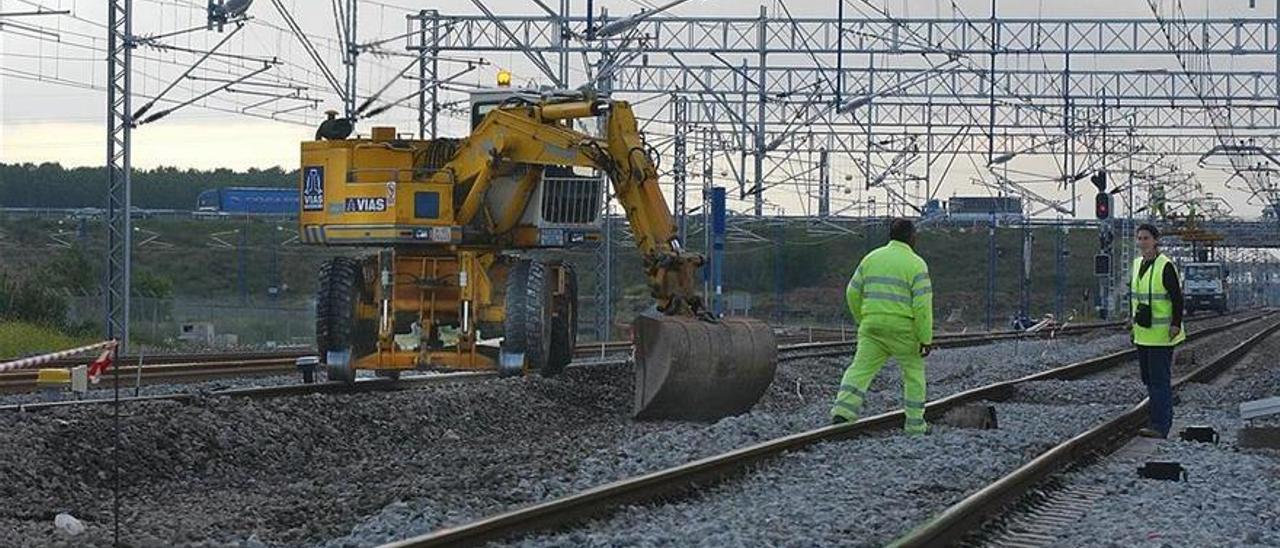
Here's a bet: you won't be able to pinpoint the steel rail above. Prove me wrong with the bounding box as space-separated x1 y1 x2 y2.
0 314 1170 408
889 316 1280 547
0 342 637 369
0 341 639 394
0 349 314 369
0 358 302 393
778 312 1237 359
3 312 1250 411
0 369 506 412
377 312 1271 548
0 317 1128 396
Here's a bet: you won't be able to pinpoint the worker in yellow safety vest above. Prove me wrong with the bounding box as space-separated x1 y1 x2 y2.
831 218 933 434
1130 223 1185 438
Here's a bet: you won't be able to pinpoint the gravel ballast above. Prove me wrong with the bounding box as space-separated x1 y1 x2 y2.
512 402 1129 548
505 318 1275 548
0 364 639 547
0 315 1257 546
1042 330 1280 548
326 332 1149 546
1047 408 1280 548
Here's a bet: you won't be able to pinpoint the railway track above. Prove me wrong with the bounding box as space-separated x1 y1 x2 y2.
777 319 1126 360
372 311 1272 548
0 318 1140 396
0 341 636 394
0 315 1163 411
890 316 1280 547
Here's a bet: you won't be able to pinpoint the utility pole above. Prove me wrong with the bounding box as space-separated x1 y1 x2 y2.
238 228 248 306
343 0 358 119
702 127 715 300
986 213 997 330
672 94 689 241
709 187 727 317
558 0 570 85
773 221 784 324
818 149 830 218
753 6 767 217
987 0 998 165
106 0 133 351
1054 221 1066 319
270 244 279 303
835 0 844 106
415 10 439 139
1019 217 1031 325
594 35 614 340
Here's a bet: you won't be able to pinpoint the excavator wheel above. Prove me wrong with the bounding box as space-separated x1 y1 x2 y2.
632 312 778 421
544 262 579 376
316 257 376 383
499 259 554 377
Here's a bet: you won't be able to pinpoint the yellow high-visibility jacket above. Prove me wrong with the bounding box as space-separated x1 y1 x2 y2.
845 240 934 344
1130 253 1186 347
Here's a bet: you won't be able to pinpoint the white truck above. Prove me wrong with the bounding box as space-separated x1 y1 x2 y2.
1182 262 1229 314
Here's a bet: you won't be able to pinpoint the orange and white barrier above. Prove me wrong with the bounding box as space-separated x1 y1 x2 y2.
0 340 118 376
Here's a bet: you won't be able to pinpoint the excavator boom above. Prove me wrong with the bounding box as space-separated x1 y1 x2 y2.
442 97 777 420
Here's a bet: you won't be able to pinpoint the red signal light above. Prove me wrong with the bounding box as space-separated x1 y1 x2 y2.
1095 192 1112 220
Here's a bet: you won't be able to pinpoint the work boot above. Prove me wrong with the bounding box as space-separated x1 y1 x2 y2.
1138 428 1166 439
905 426 931 436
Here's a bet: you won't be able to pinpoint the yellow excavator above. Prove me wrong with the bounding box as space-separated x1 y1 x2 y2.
298 88 777 420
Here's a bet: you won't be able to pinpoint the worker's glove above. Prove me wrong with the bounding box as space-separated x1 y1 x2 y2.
1168 325 1181 340
919 344 933 357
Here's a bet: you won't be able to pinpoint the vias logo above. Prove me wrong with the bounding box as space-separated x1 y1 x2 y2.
344 197 388 212
302 166 324 211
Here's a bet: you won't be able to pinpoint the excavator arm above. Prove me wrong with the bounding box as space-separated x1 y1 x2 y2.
433 99 708 318
437 97 777 420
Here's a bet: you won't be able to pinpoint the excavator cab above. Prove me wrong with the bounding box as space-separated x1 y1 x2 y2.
301 90 776 421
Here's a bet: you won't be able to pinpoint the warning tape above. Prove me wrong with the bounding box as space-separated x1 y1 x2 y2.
0 340 118 373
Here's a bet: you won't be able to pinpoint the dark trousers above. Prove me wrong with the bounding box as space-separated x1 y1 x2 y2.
1137 345 1174 435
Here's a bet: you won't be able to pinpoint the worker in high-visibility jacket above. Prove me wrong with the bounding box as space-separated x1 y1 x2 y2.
831 219 933 435
1130 223 1185 438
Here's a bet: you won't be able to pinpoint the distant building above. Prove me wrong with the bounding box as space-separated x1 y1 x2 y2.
178 322 216 345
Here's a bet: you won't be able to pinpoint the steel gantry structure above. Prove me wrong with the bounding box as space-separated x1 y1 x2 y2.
404 8 1280 222
393 4 1280 332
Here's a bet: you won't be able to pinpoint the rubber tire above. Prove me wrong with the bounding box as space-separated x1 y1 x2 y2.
501 259 554 377
544 262 578 376
316 257 375 383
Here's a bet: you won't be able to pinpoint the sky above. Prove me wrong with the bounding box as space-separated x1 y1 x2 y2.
2 0 1278 218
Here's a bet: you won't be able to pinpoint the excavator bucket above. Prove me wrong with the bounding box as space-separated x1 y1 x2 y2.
632 311 778 421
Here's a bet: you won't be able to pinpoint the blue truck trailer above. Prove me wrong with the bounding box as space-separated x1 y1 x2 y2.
197 187 297 215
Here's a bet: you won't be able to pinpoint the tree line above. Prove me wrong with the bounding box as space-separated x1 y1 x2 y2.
0 163 298 210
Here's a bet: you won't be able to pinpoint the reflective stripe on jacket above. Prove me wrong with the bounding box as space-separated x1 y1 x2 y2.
1130 253 1186 346
846 240 934 344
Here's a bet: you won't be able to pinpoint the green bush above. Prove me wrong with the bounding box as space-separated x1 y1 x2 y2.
0 273 70 327
0 321 96 357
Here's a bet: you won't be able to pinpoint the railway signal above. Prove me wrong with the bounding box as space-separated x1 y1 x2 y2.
1095 192 1112 220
